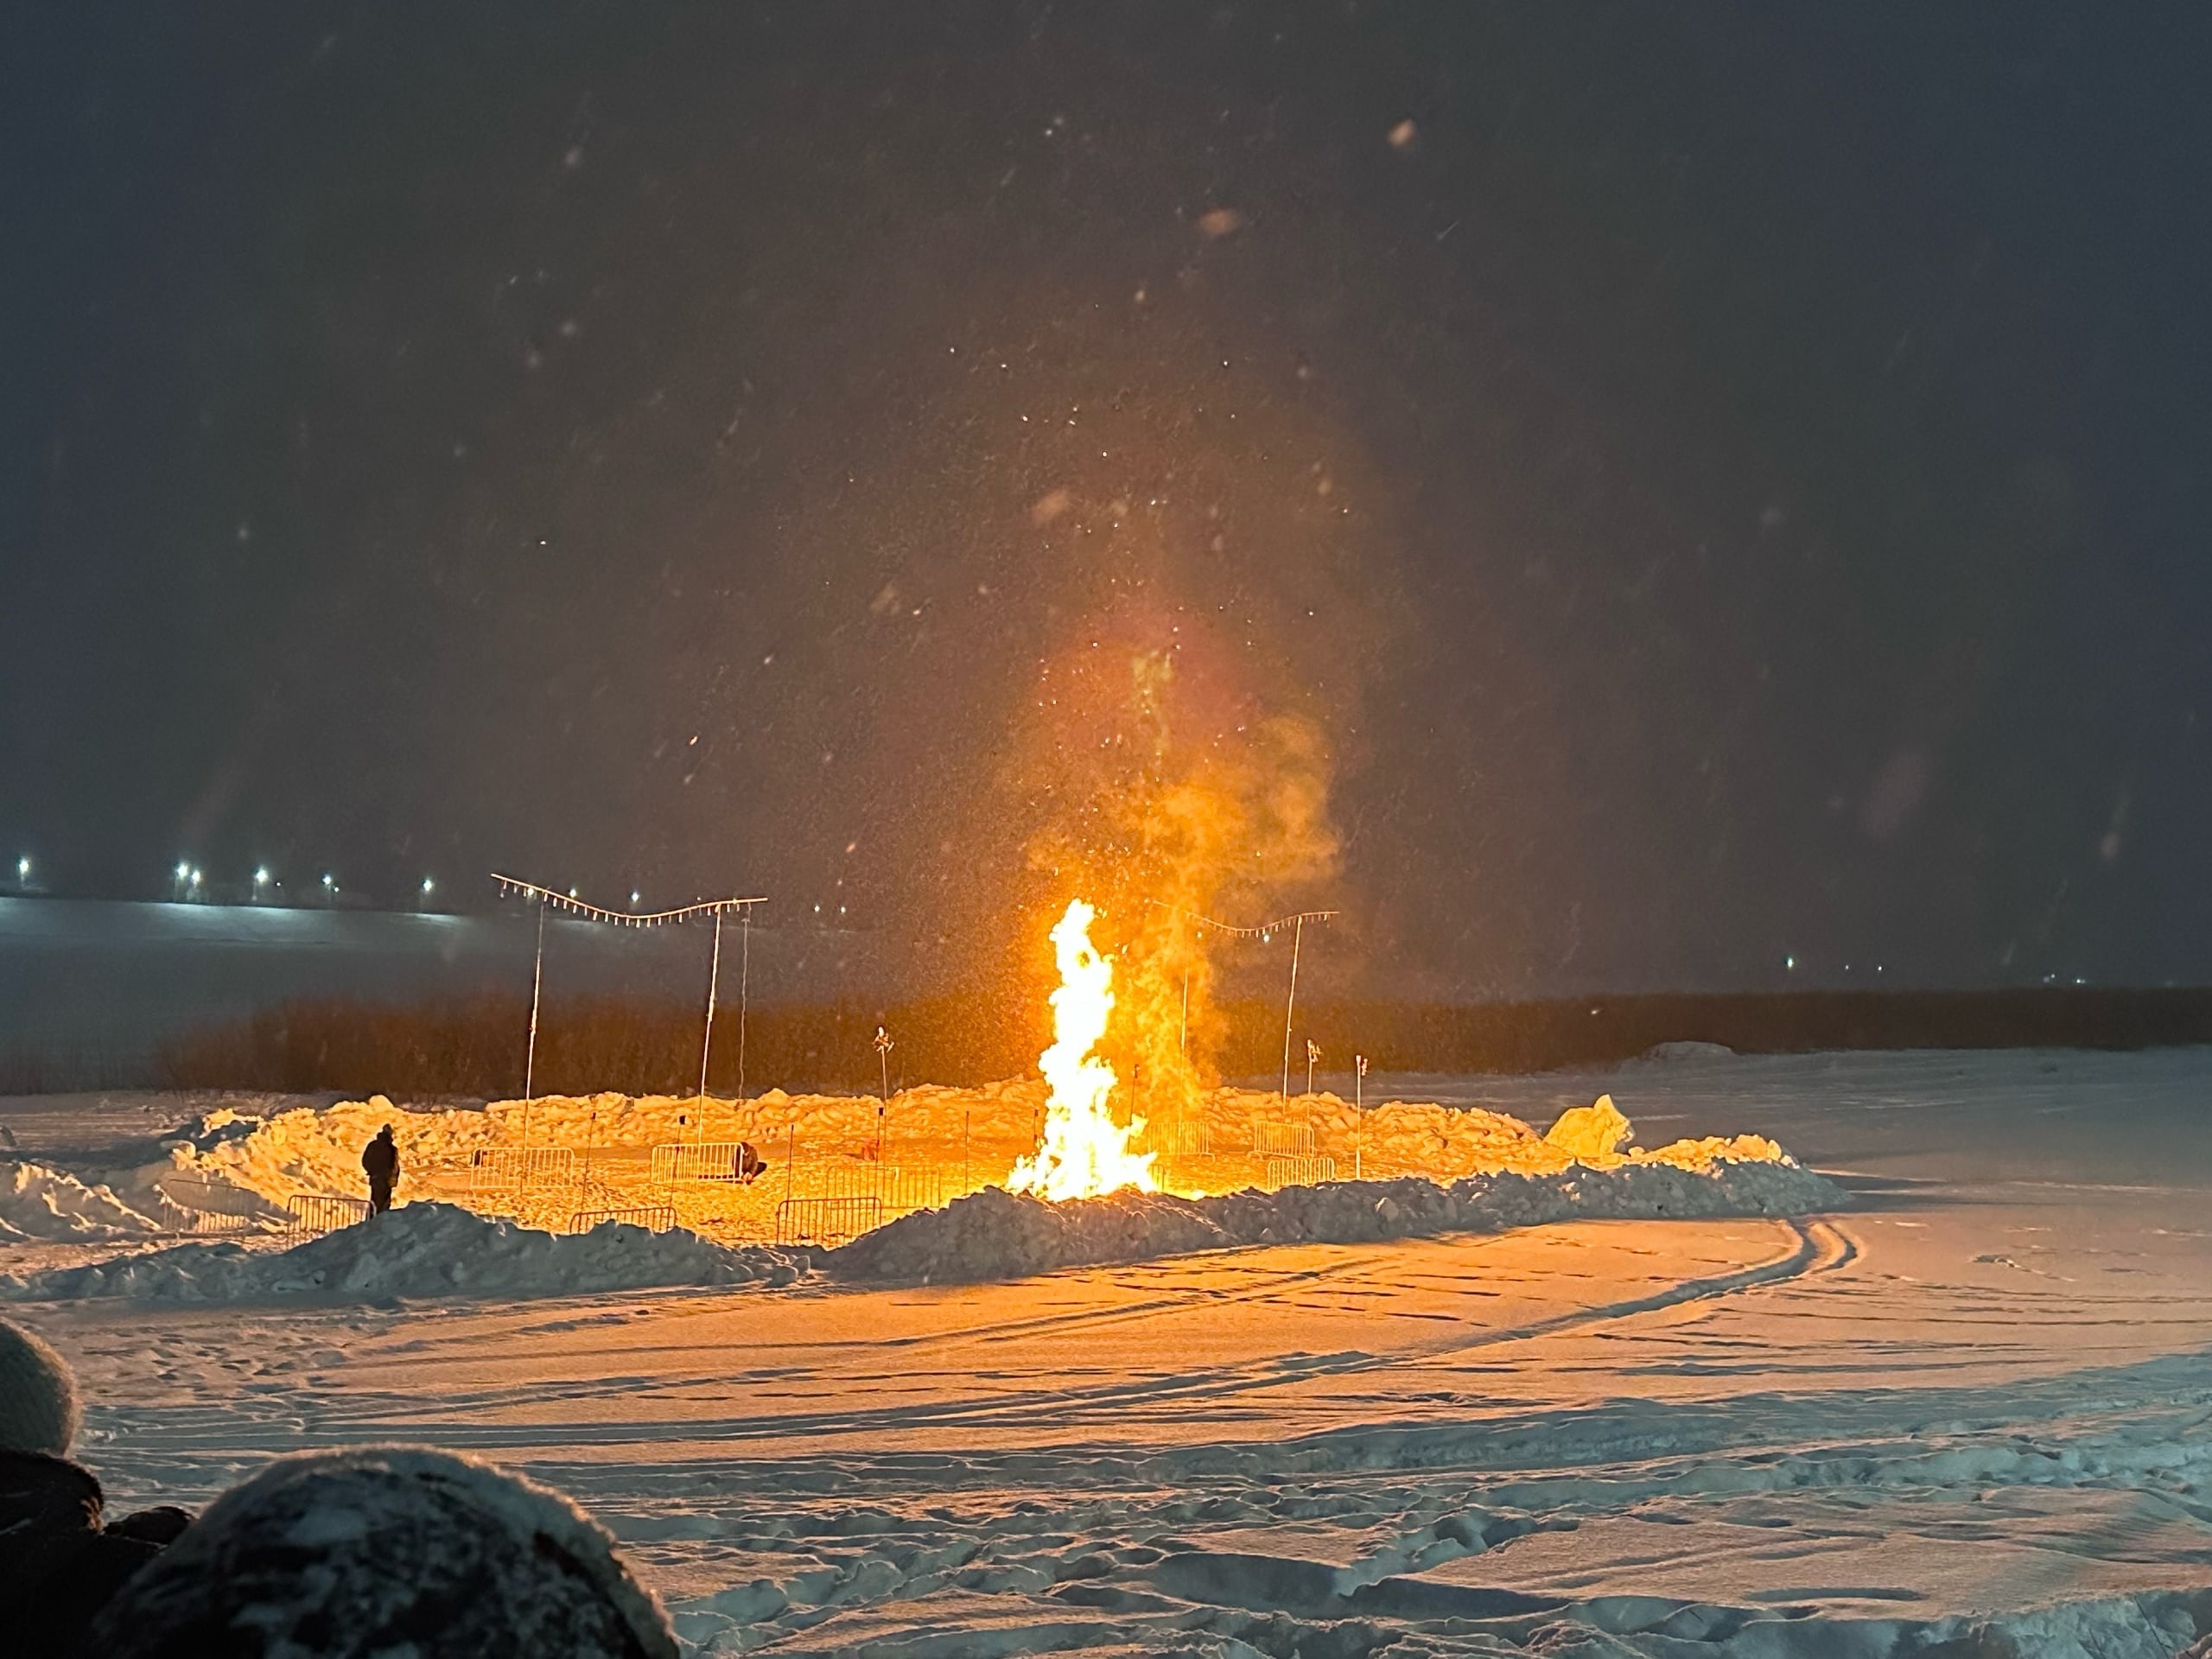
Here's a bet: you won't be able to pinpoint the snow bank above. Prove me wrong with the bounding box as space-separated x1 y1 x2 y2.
1629 1039 1738 1065
0 1202 803 1303
830 1157 1845 1284
0 1160 175 1239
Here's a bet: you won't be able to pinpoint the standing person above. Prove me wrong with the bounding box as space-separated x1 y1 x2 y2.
363 1124 399 1214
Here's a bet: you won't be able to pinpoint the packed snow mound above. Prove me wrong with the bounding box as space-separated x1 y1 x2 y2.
173 1084 1051 1208
830 1156 1846 1284
1543 1092 1633 1160
0 1160 174 1239
1633 1039 1738 1065
0 1202 804 1303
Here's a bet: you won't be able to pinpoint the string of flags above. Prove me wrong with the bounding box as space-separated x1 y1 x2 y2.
492 874 766 928
1141 899 1339 941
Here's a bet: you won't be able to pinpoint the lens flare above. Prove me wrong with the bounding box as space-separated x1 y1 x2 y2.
1007 899 1158 1201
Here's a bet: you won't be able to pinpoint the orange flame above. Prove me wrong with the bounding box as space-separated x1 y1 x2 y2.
1006 899 1158 1201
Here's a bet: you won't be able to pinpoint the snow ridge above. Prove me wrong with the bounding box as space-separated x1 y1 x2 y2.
0 1159 175 1239
830 1157 1845 1284
0 1201 803 1303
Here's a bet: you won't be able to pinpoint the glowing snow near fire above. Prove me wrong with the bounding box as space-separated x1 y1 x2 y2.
1005 899 1158 1202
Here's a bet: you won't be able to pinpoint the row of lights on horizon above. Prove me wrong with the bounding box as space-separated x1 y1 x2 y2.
0 865 2097 987
159 861 438 905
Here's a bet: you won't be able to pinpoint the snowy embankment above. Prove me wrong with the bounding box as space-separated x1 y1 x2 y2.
0 1202 800 1303
0 1159 193 1239
830 1155 1845 1284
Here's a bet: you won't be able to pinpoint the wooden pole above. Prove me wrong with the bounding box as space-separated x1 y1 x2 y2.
736 907 752 1106
1279 914 1305 1105
1355 1052 1366 1180
521 904 546 1157
874 1027 893 1163
697 909 723 1111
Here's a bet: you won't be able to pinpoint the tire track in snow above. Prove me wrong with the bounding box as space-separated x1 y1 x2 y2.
140 1219 1844 1455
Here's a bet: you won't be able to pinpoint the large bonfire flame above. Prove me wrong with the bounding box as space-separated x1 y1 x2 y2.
1006 899 1159 1202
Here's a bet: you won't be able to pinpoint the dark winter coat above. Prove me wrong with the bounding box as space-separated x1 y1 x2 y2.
362 1135 399 1186
0 1449 189 1655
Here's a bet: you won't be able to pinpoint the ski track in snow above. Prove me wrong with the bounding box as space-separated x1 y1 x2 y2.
18 1047 2212 1656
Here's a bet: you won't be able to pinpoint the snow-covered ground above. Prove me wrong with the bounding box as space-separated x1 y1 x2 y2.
10 1047 2212 1656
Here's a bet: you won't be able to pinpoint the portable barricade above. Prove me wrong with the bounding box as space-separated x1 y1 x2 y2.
649 1141 768 1185
817 1164 950 1217
180 1209 259 1236
775 1196 885 1249
467 1147 577 1192
1253 1122 1315 1156
285 1193 373 1236
1262 1154 1337 1190
1146 1120 1215 1157
156 1176 267 1232
566 1205 677 1235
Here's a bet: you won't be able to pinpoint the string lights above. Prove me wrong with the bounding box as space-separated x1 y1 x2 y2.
492 874 768 1135
1142 900 1338 1103
1142 900 1340 939
492 874 766 927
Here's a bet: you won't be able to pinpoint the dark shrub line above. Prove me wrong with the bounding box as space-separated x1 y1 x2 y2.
152 986 2212 1096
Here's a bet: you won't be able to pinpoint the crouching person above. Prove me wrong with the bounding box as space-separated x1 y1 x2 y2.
0 1319 192 1655
88 1445 679 1657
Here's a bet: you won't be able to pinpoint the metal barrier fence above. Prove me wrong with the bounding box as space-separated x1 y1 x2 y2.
1254 1122 1316 1156
775 1196 884 1249
816 1164 954 1215
649 1141 768 1185
566 1205 677 1235
286 1193 373 1236
468 1147 578 1192
1262 1154 1338 1189
156 1176 269 1233
179 1209 261 1236
1145 1120 1216 1157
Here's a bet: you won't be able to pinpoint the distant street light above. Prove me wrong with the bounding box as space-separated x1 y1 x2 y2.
15 856 28 883
873 1026 894 1162
422 875 435 893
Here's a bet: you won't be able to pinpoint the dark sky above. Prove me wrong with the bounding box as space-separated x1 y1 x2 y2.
6 3 2210 999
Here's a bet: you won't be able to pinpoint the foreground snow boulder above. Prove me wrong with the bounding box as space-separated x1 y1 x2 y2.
1543 1092 1635 1160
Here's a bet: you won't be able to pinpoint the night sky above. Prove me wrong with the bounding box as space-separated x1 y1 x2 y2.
7 3 2210 999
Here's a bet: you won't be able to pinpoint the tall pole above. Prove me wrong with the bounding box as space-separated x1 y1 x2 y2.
874 1026 893 1163
1279 914 1305 1105
735 907 752 1106
1355 1052 1367 1180
697 910 723 1109
523 903 546 1153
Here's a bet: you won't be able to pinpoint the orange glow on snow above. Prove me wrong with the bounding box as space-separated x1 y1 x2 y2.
1006 899 1159 1201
